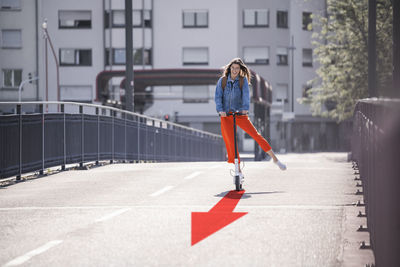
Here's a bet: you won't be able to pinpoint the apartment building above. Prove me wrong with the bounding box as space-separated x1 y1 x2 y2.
1 0 347 153
0 0 38 101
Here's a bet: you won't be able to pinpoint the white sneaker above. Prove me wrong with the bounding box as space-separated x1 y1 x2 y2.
274 160 287 170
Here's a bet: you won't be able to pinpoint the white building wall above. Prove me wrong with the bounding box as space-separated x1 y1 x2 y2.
290 0 325 116
0 0 38 101
37 0 104 102
153 0 238 69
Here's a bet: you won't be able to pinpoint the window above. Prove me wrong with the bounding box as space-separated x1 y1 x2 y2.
0 0 21 10
277 11 288 28
243 47 269 64
276 47 288 65
60 49 92 66
134 48 152 65
104 10 151 28
302 48 313 67
182 47 208 65
2 69 22 88
59 10 91 29
113 48 126 65
183 10 208 28
105 48 152 65
275 83 288 103
302 12 312 31
60 85 92 102
1 29 22 48
143 10 152 27
183 85 209 103
243 9 269 27
111 10 125 26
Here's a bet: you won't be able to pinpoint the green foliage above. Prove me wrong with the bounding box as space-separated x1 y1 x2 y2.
299 0 393 122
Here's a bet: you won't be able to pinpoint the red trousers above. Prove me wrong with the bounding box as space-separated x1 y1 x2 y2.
221 115 272 163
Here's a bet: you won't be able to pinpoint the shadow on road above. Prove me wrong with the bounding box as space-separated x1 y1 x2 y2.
214 191 285 199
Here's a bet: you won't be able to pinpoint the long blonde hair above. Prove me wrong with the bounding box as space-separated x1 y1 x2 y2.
222 58 251 84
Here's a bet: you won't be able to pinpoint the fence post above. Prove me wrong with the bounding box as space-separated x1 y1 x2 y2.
80 105 84 168
124 112 127 163
40 104 44 175
137 116 140 162
61 104 66 171
17 104 21 181
96 107 100 166
111 110 114 164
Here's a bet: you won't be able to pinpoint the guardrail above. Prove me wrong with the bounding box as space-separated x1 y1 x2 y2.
351 98 400 267
0 102 225 179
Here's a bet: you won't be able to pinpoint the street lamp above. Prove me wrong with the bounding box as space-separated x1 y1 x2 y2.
42 18 60 104
288 35 296 113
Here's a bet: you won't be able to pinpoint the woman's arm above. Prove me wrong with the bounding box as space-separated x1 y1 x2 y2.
241 77 250 113
215 77 224 113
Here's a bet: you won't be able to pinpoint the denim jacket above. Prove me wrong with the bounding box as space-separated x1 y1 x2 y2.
215 74 250 113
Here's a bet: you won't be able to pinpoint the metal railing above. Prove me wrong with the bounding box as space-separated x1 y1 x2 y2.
0 102 225 179
351 98 400 267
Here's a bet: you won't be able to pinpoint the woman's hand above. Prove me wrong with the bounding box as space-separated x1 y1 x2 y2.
240 110 249 115
219 112 227 117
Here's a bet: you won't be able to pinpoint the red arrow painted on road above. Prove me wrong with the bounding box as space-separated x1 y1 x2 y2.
191 190 247 246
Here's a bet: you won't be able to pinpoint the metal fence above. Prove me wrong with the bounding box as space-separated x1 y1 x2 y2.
0 102 225 179
351 98 400 267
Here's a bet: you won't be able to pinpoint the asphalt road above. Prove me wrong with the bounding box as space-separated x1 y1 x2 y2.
0 153 374 266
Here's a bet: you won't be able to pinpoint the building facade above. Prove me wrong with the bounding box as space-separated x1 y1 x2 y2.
1 0 349 153
0 0 38 101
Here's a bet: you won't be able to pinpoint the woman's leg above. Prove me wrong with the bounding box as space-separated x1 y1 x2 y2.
236 116 286 169
220 116 240 164
236 115 272 154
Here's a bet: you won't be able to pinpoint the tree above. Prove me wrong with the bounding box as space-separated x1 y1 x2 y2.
300 0 393 122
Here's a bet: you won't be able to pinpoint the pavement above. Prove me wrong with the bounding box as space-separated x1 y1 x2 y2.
0 153 374 266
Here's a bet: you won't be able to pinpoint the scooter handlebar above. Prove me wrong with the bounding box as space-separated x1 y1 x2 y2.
218 111 247 117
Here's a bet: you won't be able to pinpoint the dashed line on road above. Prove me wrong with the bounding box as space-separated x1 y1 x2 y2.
3 240 63 266
149 186 174 197
183 171 203 180
95 208 130 222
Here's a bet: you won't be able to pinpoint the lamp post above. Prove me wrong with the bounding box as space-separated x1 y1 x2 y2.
125 0 134 112
288 35 296 113
42 19 60 104
286 35 296 153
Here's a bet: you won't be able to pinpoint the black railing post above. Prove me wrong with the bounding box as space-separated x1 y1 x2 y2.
61 104 66 171
80 105 84 168
96 107 100 166
124 112 127 163
17 104 22 181
39 104 44 175
111 109 115 164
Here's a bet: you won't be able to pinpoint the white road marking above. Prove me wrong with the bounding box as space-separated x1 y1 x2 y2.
149 186 174 197
4 240 63 266
183 171 203 180
95 208 130 222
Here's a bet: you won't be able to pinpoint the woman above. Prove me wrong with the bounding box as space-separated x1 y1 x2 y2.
215 58 287 181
